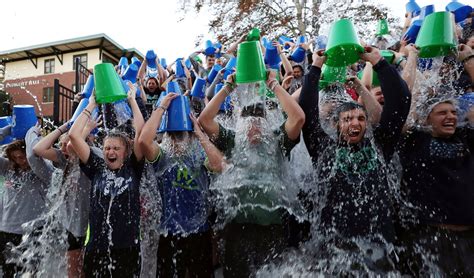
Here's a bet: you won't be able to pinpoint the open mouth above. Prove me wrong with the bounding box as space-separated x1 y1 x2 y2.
348 128 361 138
107 157 118 163
442 122 456 128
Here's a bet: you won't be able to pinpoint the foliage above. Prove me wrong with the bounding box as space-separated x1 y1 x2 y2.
178 0 401 48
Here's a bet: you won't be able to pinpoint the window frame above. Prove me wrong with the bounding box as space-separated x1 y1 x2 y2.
44 58 55 74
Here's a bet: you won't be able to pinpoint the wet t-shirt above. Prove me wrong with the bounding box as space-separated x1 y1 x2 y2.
0 162 48 234
80 151 144 251
211 122 299 225
54 150 92 238
399 128 474 225
317 140 396 242
151 146 210 235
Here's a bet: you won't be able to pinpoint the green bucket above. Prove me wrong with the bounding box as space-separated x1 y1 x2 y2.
320 65 347 89
236 41 267 84
247 28 261 42
380 50 395 64
415 11 457 58
325 19 364 67
375 19 390 36
94 63 127 104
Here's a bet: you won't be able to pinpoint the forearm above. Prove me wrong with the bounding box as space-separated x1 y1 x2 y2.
33 123 66 157
357 86 382 124
198 135 225 173
402 52 418 92
374 59 411 129
205 74 222 100
129 98 145 137
70 103 95 141
360 62 373 89
138 108 163 160
273 84 305 139
199 85 229 138
298 66 321 118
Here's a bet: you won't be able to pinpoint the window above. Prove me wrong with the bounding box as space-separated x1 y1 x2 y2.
73 54 88 70
44 59 55 74
42 87 54 103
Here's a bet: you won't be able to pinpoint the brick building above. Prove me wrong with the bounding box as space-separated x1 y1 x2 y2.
0 34 143 118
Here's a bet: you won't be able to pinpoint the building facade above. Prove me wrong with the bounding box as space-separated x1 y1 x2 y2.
0 34 143 118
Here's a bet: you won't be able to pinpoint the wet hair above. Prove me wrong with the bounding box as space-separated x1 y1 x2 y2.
241 103 266 118
5 140 26 169
333 101 368 123
167 131 192 142
104 131 132 157
292 65 304 72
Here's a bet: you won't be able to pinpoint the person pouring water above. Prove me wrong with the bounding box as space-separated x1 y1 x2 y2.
68 82 145 277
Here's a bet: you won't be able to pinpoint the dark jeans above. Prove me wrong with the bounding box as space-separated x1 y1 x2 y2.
222 222 285 278
156 230 213 278
83 246 140 277
0 231 23 278
397 224 474 277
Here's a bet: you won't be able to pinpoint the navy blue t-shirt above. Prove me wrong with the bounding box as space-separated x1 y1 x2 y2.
80 151 144 251
152 147 210 235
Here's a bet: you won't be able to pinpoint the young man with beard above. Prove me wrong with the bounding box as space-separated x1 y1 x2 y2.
298 47 411 272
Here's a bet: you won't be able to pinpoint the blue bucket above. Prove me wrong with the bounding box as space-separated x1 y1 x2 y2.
121 80 141 98
207 64 223 83
264 44 281 67
12 105 37 139
315 35 328 50
278 36 294 49
167 81 182 95
82 74 95 98
175 58 186 78
214 83 232 112
160 58 167 69
297 35 306 45
190 78 206 99
0 116 13 145
225 57 237 71
204 40 216 56
159 95 193 132
290 47 306 63
261 36 271 48
69 98 99 127
406 0 421 17
446 0 472 23
403 20 423 44
122 64 138 84
131 57 141 68
419 5 435 20
185 58 192 69
418 58 433 71
146 50 158 68
118 57 128 75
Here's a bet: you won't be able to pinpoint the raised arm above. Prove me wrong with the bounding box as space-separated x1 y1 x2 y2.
401 44 419 92
298 50 325 163
25 125 54 184
205 68 225 101
362 47 411 158
0 125 11 143
138 93 178 161
33 122 69 163
350 77 382 125
69 95 96 163
126 82 145 161
190 113 226 173
266 70 305 140
198 74 234 139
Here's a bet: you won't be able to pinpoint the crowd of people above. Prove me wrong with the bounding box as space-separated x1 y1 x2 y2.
0 7 473 278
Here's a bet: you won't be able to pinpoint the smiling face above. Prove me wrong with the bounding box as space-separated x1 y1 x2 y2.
427 102 457 138
371 87 384 105
206 55 216 69
103 137 128 170
338 108 367 144
146 78 159 92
